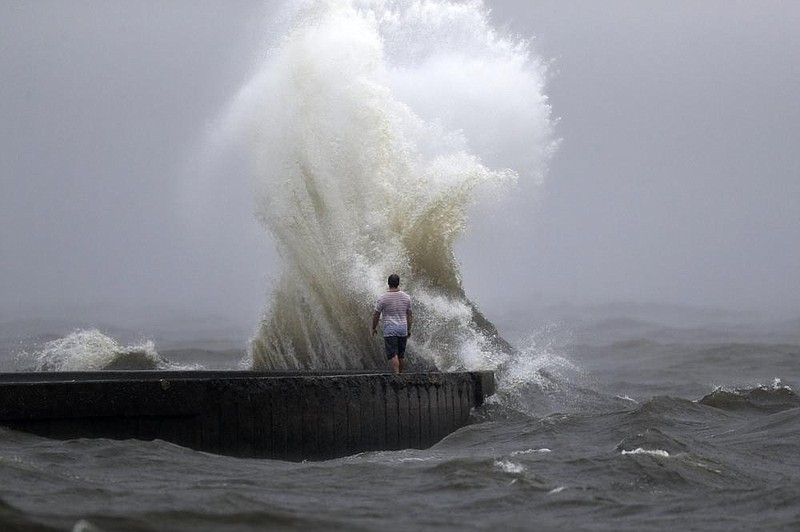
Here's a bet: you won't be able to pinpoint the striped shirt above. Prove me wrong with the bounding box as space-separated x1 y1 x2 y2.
374 290 412 337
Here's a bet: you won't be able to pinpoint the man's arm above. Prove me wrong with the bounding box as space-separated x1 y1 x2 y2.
406 309 413 337
371 310 381 336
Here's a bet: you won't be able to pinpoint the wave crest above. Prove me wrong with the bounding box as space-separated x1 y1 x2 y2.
699 379 798 413
20 329 171 371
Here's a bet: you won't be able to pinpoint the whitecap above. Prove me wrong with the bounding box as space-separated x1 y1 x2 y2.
511 448 552 456
23 329 176 371
494 459 526 474
620 448 670 458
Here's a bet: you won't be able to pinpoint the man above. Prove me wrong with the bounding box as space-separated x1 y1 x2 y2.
371 273 413 374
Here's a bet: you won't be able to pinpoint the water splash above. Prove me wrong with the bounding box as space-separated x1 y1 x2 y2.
484 327 629 417
20 329 174 371
221 0 555 371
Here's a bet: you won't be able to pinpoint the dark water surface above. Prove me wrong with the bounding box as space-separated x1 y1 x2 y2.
1 314 798 531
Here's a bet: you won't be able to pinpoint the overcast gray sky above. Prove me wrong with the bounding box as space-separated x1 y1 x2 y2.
466 0 800 318
1 0 799 329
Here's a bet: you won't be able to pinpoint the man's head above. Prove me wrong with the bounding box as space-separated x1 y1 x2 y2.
388 273 400 288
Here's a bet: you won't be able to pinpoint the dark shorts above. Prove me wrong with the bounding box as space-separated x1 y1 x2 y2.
383 335 408 359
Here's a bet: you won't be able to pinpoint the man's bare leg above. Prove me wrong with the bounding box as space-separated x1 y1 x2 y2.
389 355 400 374
398 357 405 374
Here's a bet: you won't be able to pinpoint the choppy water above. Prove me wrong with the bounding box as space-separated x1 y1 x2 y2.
1 312 798 531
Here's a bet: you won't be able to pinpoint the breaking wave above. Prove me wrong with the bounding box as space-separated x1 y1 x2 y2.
221 0 555 372
19 329 177 371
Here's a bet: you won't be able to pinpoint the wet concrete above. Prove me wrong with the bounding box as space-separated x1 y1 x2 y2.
0 371 494 460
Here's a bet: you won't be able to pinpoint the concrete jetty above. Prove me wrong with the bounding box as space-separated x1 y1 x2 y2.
0 371 495 461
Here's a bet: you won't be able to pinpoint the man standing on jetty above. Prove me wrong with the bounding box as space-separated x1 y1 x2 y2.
371 274 413 374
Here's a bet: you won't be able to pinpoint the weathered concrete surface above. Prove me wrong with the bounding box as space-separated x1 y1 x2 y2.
0 371 494 461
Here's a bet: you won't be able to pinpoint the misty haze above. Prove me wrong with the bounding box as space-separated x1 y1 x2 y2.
2 1 799 341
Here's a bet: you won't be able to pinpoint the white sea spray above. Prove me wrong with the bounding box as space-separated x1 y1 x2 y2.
210 0 555 372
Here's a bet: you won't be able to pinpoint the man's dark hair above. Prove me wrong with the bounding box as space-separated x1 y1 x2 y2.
388 274 400 288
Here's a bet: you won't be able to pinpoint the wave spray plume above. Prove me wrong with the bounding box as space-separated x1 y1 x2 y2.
235 0 555 371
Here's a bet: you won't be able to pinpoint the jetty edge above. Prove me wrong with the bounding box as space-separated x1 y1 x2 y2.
0 370 495 461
